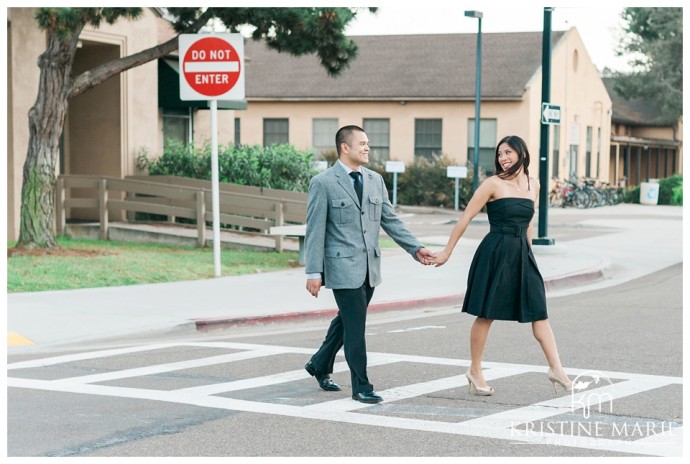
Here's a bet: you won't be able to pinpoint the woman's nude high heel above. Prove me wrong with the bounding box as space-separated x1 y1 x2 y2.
547 368 572 393
466 369 494 396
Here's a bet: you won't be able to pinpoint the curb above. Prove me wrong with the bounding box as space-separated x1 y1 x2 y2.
193 293 465 332
191 261 611 332
543 257 613 291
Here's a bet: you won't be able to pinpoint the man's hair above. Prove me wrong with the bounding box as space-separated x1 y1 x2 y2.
335 125 365 157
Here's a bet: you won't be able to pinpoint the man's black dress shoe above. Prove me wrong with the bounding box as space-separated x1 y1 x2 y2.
352 391 383 404
305 361 341 391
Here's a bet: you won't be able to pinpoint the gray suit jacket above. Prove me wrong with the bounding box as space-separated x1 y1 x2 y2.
305 163 422 289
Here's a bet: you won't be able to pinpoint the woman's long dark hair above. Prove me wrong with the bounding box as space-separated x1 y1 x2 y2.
495 135 531 189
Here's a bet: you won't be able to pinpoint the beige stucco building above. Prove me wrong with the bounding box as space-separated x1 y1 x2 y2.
6 8 682 242
236 29 616 185
8 8 161 240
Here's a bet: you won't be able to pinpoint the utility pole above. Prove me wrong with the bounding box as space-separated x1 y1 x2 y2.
534 7 556 246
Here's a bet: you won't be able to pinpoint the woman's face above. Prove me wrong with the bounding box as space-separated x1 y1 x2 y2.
497 142 519 172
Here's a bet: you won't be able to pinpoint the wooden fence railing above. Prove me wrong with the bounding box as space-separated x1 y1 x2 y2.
55 175 307 251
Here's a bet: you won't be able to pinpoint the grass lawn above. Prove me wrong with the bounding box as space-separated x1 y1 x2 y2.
7 237 300 293
7 235 415 293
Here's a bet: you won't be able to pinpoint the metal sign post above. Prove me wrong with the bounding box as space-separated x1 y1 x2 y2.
535 8 556 246
179 33 245 276
446 166 468 211
385 161 405 207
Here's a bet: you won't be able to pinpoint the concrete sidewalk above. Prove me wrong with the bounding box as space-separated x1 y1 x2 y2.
7 203 683 350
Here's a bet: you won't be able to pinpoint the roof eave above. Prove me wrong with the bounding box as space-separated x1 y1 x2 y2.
246 96 524 102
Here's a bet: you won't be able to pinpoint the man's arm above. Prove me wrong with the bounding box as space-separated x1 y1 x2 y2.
304 177 327 297
376 175 425 259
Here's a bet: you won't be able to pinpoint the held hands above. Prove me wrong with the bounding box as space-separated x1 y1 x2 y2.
416 247 451 267
416 247 436 266
430 249 450 267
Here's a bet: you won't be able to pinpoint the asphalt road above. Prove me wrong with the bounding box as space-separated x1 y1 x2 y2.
7 263 682 457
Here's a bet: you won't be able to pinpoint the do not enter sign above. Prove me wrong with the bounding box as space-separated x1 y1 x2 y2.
179 34 245 101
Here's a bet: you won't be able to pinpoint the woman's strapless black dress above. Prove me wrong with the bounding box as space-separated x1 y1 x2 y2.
461 197 548 323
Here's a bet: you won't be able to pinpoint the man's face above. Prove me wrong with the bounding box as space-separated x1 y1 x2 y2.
341 130 370 169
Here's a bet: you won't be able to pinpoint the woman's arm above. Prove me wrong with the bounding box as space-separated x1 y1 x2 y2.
432 177 495 267
527 178 540 246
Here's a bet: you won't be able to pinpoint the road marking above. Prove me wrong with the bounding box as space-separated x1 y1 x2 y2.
7 342 682 456
386 325 446 333
7 331 34 346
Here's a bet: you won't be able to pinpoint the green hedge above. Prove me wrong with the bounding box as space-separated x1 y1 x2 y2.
138 141 317 192
140 143 478 208
659 174 683 205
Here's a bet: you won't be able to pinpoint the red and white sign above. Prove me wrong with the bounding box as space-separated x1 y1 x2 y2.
179 33 245 101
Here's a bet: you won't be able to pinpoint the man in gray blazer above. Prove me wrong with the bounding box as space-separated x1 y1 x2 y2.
304 125 434 403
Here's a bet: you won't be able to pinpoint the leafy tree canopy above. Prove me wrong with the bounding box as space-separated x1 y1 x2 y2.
611 7 682 124
169 7 362 75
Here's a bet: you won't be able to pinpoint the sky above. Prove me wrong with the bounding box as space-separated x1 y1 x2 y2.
342 1 636 73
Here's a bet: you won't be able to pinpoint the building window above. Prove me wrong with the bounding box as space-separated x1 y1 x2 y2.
586 126 593 177
312 118 338 158
163 108 192 149
596 127 601 178
363 118 390 166
467 119 497 176
552 125 560 178
263 118 289 146
415 118 442 159
234 117 241 146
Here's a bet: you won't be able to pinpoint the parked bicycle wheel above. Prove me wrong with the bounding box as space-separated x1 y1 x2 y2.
589 188 605 207
611 189 623 205
573 190 591 208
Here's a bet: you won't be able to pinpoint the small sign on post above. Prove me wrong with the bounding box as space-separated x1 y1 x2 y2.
447 166 468 211
385 161 405 207
541 102 561 125
179 33 245 278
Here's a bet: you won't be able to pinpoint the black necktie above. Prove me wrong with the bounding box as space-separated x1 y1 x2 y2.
349 171 363 204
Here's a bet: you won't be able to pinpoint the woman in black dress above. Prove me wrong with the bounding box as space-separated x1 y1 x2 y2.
431 135 571 396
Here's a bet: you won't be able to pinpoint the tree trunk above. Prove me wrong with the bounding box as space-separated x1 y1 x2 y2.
16 28 82 250
14 8 215 249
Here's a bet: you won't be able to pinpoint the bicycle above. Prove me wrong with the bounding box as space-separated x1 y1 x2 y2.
548 178 565 208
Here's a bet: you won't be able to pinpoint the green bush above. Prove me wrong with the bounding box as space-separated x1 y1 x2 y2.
658 174 682 205
370 155 477 208
671 185 683 205
139 140 210 179
141 141 316 192
623 185 641 204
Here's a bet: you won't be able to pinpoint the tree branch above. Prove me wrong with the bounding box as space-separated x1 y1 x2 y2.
70 9 214 98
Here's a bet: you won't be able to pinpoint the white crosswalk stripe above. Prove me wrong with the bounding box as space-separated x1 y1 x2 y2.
7 342 682 457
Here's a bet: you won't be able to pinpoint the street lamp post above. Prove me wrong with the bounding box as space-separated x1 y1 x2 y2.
465 10 483 193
